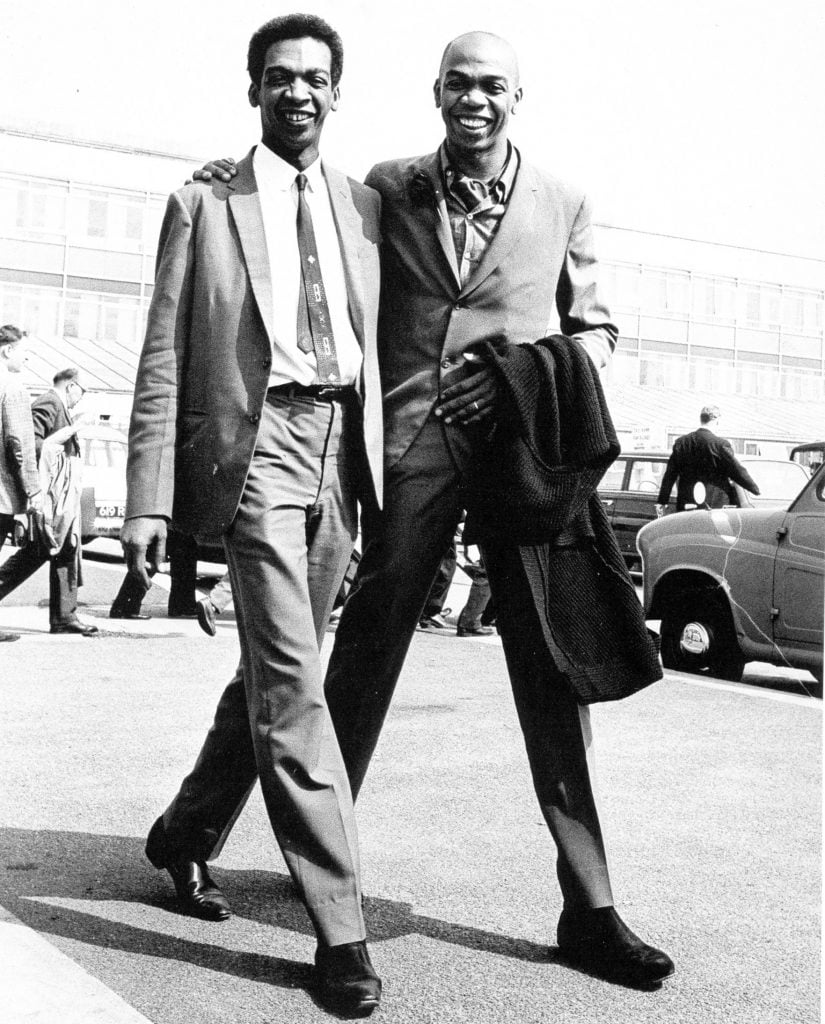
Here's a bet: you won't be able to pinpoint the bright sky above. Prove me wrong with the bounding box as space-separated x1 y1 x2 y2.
1 0 823 257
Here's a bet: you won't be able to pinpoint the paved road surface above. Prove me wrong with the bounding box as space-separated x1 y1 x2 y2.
0 548 820 1023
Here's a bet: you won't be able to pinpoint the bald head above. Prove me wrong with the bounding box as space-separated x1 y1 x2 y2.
433 30 522 176
438 31 520 85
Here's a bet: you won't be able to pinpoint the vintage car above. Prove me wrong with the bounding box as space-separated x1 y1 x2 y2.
637 464 824 685
599 451 810 572
77 424 129 541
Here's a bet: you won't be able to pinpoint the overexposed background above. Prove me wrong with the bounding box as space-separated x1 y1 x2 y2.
1 0 822 255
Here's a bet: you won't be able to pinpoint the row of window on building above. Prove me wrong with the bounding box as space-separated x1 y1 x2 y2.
0 170 823 401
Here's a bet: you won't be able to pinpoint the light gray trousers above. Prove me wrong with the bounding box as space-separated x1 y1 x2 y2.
160 389 365 946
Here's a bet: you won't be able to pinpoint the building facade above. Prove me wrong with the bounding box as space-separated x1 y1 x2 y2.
1 127 823 449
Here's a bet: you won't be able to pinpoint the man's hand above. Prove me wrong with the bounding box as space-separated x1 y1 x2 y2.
189 158 238 184
121 516 168 591
435 365 500 426
655 503 667 518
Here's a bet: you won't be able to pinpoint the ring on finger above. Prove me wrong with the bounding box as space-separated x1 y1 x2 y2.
473 400 480 413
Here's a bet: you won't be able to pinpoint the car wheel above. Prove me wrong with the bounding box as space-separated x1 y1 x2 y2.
660 594 745 682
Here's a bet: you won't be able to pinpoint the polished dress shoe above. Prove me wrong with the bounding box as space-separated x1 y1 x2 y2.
50 618 99 636
315 940 381 1016
557 905 674 987
456 623 495 637
196 597 217 637
145 816 231 921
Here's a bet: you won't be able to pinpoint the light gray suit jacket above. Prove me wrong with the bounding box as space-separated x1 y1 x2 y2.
0 370 39 516
126 148 383 541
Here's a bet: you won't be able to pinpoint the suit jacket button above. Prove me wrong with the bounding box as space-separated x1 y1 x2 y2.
441 358 452 368
248 413 260 424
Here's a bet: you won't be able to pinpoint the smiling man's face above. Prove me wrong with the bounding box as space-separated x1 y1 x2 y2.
434 32 522 171
249 36 340 170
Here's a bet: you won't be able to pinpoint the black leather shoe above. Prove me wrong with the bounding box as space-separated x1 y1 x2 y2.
557 906 674 988
50 618 99 636
109 608 151 620
456 624 495 637
196 598 217 637
315 940 381 1017
145 816 231 921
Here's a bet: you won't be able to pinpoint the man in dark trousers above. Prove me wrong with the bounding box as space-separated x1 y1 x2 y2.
0 365 98 636
656 405 760 513
197 29 673 990
122 14 383 1016
0 325 42 642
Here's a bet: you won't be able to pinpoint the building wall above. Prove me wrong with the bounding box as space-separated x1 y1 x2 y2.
1 128 823 440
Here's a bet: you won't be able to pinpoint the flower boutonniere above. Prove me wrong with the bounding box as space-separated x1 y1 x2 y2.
408 170 438 210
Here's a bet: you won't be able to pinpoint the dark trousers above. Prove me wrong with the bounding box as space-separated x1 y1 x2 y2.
0 513 78 625
422 543 457 618
324 415 613 909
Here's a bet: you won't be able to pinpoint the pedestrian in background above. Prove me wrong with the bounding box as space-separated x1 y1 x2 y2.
0 365 98 636
656 404 760 514
0 325 42 642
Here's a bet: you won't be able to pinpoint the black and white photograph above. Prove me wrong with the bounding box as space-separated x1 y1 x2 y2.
0 1 821 1021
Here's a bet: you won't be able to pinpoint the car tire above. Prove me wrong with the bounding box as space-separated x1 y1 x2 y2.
660 593 745 682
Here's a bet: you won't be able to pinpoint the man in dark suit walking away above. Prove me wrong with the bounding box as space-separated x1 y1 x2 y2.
121 14 383 1016
0 364 98 636
657 405 760 513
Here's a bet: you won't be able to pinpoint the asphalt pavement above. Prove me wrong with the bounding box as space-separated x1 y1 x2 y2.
0 548 820 1023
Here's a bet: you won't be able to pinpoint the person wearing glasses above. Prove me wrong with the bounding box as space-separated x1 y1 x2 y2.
0 366 98 635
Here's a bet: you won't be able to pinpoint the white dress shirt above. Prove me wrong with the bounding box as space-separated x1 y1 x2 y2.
253 144 362 387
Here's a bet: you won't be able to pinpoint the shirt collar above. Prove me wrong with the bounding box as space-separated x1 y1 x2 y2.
439 141 518 204
254 143 325 193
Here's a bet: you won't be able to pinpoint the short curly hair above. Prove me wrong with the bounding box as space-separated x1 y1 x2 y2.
247 14 343 88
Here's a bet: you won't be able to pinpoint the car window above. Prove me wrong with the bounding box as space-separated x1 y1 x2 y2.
626 460 666 493
82 438 128 471
740 459 809 501
599 463 625 490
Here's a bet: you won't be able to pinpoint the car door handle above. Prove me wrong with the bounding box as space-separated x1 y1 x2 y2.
601 499 614 507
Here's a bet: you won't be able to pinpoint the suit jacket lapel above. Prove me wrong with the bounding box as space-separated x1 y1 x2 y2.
462 153 537 297
415 153 461 289
227 149 275 346
324 164 367 349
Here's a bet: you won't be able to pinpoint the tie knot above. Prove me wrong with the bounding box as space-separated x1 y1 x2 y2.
452 174 488 212
295 173 308 193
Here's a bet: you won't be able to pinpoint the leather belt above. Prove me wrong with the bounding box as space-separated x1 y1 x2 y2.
267 382 355 402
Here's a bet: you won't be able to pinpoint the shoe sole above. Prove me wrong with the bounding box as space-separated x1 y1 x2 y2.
319 994 380 1017
559 948 675 988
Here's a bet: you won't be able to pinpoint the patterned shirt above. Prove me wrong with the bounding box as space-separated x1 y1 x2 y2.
440 143 519 286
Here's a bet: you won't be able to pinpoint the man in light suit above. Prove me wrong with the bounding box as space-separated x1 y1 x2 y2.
121 15 382 1016
0 364 98 636
657 404 760 512
0 325 41 642
199 29 673 990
